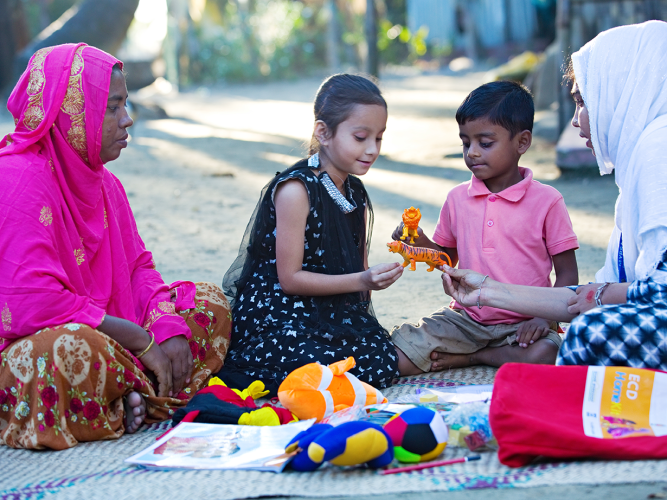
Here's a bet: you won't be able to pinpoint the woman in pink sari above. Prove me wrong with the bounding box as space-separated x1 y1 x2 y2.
0 44 231 449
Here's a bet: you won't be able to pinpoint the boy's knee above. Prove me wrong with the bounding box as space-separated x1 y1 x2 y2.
525 338 559 365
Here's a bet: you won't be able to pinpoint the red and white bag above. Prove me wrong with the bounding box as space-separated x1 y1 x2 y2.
490 363 667 467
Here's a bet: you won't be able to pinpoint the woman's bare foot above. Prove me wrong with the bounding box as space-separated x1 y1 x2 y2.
124 391 147 434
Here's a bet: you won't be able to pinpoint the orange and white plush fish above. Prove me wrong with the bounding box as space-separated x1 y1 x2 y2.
277 357 387 422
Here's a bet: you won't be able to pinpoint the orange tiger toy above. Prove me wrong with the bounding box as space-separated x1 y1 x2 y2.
387 240 452 272
401 207 421 244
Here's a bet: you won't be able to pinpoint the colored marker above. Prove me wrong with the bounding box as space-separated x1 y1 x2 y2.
379 455 481 475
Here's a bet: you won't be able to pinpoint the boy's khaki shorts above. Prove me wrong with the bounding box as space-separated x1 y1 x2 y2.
390 307 563 372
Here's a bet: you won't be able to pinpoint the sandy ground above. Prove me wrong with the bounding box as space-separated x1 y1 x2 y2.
0 70 618 328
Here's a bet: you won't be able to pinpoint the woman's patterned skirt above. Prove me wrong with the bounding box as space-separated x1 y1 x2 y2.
0 282 231 450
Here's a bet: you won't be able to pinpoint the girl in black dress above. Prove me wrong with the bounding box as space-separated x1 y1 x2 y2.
219 74 404 394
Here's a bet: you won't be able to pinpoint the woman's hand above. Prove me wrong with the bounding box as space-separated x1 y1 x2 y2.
97 315 176 397
567 283 600 316
441 267 488 307
361 262 403 290
159 335 194 395
139 342 173 397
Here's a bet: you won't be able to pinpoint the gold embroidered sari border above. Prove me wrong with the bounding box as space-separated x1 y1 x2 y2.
23 47 54 131
61 47 88 162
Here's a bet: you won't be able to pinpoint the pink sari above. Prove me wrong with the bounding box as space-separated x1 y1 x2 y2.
0 44 231 449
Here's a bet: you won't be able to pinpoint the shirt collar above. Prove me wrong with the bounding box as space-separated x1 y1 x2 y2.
467 167 533 202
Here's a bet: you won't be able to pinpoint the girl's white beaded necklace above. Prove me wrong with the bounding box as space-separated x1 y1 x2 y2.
308 153 357 214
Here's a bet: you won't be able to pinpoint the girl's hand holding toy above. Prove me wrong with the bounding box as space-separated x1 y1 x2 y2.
361 262 404 290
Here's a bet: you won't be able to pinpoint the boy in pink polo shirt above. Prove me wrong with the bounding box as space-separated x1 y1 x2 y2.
391 81 579 375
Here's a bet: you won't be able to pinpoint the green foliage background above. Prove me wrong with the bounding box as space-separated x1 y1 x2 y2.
18 0 443 85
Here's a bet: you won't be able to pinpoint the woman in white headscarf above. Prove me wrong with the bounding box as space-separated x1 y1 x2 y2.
433 20 667 371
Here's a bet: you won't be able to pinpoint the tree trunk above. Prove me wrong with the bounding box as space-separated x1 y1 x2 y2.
13 0 140 83
0 0 17 93
0 0 30 94
325 0 341 73
503 0 512 42
231 0 260 77
365 0 378 77
556 0 573 134
459 0 479 62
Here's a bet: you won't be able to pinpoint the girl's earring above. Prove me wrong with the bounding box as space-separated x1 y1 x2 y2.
308 152 320 168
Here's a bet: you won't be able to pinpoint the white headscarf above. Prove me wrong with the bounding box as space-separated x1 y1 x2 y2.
572 21 667 284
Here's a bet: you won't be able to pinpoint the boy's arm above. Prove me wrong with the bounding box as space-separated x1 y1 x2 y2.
443 247 458 267
552 249 579 287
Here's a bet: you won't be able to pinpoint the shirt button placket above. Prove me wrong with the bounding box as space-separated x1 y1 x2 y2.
487 195 496 227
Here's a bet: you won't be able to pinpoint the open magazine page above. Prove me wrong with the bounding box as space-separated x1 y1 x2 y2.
126 420 314 472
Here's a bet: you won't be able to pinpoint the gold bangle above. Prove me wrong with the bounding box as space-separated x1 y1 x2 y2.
136 331 155 359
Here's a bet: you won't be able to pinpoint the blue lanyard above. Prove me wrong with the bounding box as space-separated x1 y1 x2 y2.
618 233 627 283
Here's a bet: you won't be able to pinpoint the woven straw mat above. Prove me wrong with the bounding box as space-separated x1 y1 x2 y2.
1 366 666 500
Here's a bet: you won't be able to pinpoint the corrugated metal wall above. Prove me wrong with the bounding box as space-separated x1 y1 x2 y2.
406 0 457 46
406 0 538 48
567 0 667 51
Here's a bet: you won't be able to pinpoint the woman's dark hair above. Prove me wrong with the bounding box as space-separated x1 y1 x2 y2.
309 74 387 155
111 62 125 76
455 80 534 136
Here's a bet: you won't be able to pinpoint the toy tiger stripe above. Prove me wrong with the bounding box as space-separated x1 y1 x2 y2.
387 241 452 272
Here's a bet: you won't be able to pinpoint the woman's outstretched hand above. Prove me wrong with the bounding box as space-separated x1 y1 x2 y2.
441 266 488 307
159 335 194 396
362 262 404 290
139 342 173 398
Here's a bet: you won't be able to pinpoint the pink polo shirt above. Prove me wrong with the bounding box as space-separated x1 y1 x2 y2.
433 167 578 325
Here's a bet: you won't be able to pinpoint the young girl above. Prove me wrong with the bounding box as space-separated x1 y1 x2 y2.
219 74 403 394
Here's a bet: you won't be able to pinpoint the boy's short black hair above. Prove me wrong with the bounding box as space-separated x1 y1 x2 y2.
455 81 534 136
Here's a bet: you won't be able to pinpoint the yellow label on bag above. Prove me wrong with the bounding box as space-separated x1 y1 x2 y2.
582 366 667 439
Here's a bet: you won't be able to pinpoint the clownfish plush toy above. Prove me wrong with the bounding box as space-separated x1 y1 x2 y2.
277 357 387 422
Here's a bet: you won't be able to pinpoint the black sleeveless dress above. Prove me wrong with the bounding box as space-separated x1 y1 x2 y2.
218 160 399 394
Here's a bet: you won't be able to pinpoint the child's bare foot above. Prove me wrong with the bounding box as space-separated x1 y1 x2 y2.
430 351 474 371
430 340 558 371
124 391 146 434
